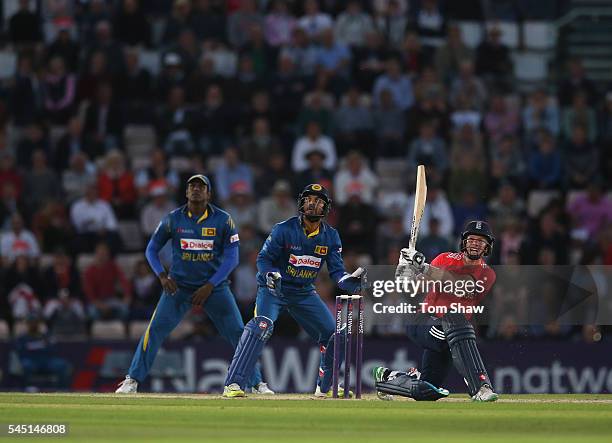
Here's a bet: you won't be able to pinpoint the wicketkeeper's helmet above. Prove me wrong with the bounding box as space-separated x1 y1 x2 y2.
298 184 332 219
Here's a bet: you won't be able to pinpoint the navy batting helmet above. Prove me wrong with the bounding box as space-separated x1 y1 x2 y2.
460 220 494 257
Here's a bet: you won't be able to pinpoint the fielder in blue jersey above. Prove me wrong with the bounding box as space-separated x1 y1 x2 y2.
222 184 364 398
116 174 272 394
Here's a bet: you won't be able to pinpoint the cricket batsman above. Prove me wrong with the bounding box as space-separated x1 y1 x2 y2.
222 184 365 397
116 174 272 394
373 220 498 402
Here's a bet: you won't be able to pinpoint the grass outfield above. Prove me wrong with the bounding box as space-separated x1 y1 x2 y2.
1 393 611 443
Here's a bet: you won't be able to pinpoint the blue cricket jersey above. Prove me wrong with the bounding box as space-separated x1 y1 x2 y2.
149 204 240 288
256 216 348 293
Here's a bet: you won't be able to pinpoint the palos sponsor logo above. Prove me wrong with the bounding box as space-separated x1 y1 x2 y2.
180 238 214 251
288 254 322 268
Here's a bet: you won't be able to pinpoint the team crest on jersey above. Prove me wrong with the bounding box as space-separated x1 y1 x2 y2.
202 227 216 236
288 254 322 268
314 245 328 255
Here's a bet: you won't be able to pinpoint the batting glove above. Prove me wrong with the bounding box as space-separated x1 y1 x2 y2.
396 248 428 277
266 271 282 296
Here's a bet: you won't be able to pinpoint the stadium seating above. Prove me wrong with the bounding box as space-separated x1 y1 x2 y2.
91 321 126 340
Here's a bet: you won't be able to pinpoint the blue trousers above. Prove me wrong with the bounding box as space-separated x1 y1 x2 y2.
407 316 453 387
254 286 336 387
128 284 262 387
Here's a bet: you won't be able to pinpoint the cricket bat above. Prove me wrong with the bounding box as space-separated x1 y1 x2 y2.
408 165 427 251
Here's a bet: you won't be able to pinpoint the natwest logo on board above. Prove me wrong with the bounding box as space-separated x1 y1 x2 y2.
180 238 214 251
288 254 321 268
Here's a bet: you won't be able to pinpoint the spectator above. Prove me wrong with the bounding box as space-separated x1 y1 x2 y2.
83 82 124 152
198 84 232 154
158 85 196 156
434 24 473 84
280 27 319 78
83 242 131 322
375 211 409 263
558 58 597 107
337 194 377 254
77 50 113 103
449 124 485 173
564 124 600 189
224 183 258 229
567 181 612 241
452 188 487 235
257 180 297 234
292 150 334 195
10 53 43 128
70 184 120 253
8 0 43 47
43 287 87 338
185 56 223 104
373 0 408 49
335 1 374 48
0 153 22 200
130 260 159 320
264 0 296 47
214 147 255 204
0 214 40 265
45 27 80 72
297 90 334 135
79 0 112 46
408 89 450 141
14 314 71 389
114 47 153 109
42 57 76 125
191 0 226 42
403 184 454 240
333 87 374 155
55 116 102 172
23 150 61 217
255 151 294 198
400 31 428 76
352 31 388 91
227 0 263 48
490 135 526 190
334 151 378 206
297 0 333 40
373 57 414 111
417 218 451 261
412 0 447 49
140 184 176 239
135 149 180 200
523 89 560 140
270 55 308 129
97 150 137 219
484 94 520 147
156 52 187 102
16 122 49 169
292 121 337 172
475 26 513 90
315 28 352 89
520 210 568 265
527 129 563 190
62 152 97 203
174 29 201 76
163 0 196 45
488 183 526 232
240 117 281 167
6 256 43 320
113 0 151 47
561 92 597 142
41 250 81 301
86 20 124 75
373 88 406 156
449 60 487 111
407 121 448 184
0 182 25 231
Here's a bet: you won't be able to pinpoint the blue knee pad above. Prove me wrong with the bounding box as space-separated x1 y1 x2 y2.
317 329 345 393
225 316 274 389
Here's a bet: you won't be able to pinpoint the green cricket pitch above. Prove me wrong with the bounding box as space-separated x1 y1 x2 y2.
1 393 611 442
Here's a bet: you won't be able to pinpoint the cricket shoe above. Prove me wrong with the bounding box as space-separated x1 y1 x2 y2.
313 385 353 398
223 383 246 398
252 382 275 395
372 366 393 401
115 375 138 393
471 384 499 402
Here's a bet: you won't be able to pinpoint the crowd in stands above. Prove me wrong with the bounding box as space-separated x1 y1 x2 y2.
0 0 609 344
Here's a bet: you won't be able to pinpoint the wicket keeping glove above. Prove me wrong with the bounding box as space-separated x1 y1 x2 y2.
396 248 428 278
338 267 365 293
266 271 282 296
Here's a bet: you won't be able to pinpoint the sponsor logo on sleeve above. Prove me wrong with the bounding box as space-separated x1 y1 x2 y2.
180 238 214 251
288 254 322 268
202 228 216 236
314 245 328 255
230 233 239 243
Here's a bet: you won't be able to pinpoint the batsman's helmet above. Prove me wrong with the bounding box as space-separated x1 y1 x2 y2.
460 220 494 256
298 184 332 219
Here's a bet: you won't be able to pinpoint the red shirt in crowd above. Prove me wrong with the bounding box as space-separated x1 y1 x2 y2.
83 260 132 302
